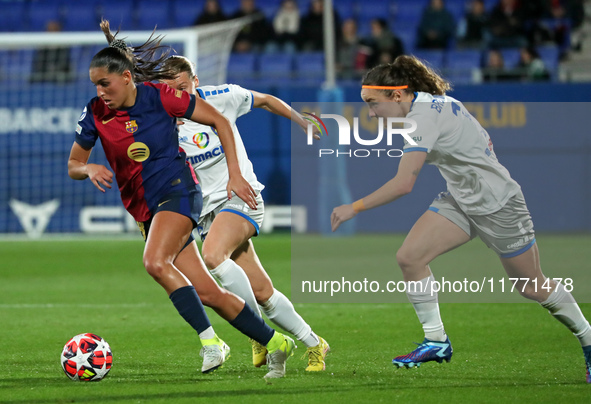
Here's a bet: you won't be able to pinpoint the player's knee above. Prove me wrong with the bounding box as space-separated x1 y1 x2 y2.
201 246 229 270
253 280 274 304
517 282 545 302
396 247 418 271
143 255 170 280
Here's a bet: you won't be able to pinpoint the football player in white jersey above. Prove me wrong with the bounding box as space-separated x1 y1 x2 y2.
160 55 330 372
331 55 591 382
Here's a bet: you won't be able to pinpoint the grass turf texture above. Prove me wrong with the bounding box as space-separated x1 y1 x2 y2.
0 234 589 403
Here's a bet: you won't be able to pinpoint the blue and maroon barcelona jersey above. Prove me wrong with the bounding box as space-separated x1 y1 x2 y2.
75 82 197 221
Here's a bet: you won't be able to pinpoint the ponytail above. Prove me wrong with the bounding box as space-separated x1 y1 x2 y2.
90 19 179 82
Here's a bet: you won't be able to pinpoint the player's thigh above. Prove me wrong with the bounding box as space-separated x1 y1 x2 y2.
398 210 471 267
500 242 551 300
231 239 274 300
201 193 264 265
202 211 257 262
144 211 193 264
500 241 542 279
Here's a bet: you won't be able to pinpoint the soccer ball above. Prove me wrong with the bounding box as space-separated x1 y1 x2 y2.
60 333 113 381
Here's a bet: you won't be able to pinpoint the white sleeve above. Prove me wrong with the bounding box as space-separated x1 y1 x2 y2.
225 84 253 118
404 108 441 152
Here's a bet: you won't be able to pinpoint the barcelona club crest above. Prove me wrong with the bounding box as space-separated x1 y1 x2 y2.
125 120 138 133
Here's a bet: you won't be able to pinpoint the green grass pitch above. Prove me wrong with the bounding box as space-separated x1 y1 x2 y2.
1 234 590 403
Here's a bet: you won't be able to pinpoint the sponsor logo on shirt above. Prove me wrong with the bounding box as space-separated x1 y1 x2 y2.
78 106 87 121
127 142 150 162
193 132 210 149
187 146 224 165
125 120 138 133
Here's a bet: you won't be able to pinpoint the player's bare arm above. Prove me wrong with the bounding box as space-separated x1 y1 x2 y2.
67 142 113 193
251 90 320 140
331 151 427 231
189 97 257 209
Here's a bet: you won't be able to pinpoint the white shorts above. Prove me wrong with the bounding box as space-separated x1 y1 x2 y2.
429 190 536 258
196 192 265 241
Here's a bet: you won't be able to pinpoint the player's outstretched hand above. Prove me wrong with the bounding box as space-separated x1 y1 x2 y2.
331 204 356 232
227 175 258 210
304 123 321 140
86 164 113 193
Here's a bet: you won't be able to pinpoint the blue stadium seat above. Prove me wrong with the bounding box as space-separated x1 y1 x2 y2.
227 53 258 82
0 50 34 83
445 71 474 85
135 1 172 30
258 53 293 81
446 49 482 69
412 49 446 69
172 0 202 27
62 3 99 32
335 0 356 20
397 32 417 54
500 48 521 68
0 1 26 32
27 2 62 32
445 49 481 85
97 0 135 31
259 0 281 20
444 1 466 22
72 45 105 81
294 52 324 83
393 20 418 52
483 0 497 12
538 45 559 70
356 18 372 37
394 2 426 23
357 1 393 21
223 0 242 16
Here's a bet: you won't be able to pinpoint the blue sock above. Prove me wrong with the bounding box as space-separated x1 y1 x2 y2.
229 303 274 346
169 285 211 334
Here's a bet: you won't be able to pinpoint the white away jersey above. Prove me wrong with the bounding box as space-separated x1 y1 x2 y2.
404 92 520 215
178 84 264 216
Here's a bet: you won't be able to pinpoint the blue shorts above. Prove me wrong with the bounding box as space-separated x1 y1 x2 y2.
137 183 203 250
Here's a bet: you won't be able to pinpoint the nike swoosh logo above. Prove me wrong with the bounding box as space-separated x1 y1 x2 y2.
158 199 171 207
102 117 115 124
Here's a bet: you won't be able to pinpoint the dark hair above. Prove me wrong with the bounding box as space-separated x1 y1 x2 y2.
89 19 178 82
372 18 388 30
524 46 540 59
161 55 196 79
362 55 452 96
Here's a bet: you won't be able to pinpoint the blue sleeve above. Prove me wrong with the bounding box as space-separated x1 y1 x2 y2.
182 94 197 119
75 103 98 149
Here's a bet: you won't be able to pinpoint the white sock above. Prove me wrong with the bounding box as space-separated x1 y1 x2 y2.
210 259 262 317
260 289 319 348
198 326 215 341
406 274 446 342
540 282 591 347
